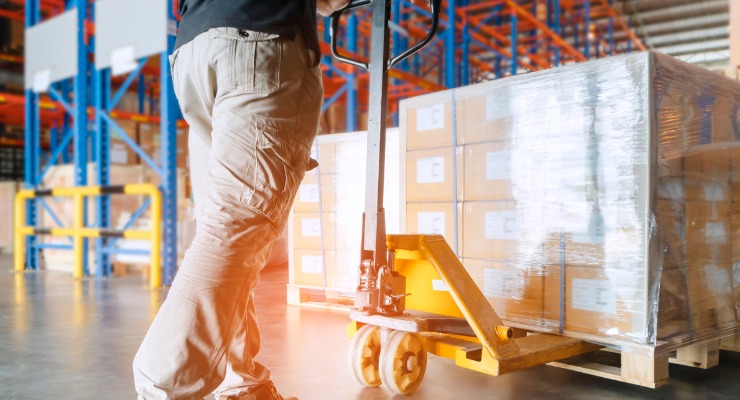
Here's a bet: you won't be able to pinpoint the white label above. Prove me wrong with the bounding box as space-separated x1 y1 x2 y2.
32 69 51 93
301 255 323 274
483 268 521 299
167 19 178 36
571 278 617 314
110 147 128 164
705 221 726 244
416 157 445 183
111 45 138 76
485 93 507 120
417 212 445 235
485 151 511 180
299 184 320 203
704 185 725 201
484 211 517 240
705 264 732 296
416 104 444 131
432 279 448 292
301 218 321 237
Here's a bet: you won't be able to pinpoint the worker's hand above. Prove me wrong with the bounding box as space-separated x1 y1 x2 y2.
317 0 351 17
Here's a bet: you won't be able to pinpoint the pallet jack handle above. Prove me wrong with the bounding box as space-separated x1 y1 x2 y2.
329 0 443 70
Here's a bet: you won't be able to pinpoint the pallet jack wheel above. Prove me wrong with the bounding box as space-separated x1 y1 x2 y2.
379 330 427 395
348 324 382 387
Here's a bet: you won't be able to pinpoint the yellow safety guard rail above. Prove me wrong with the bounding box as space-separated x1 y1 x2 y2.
14 183 163 288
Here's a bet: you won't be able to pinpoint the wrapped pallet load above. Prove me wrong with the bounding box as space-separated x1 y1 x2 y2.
399 51 739 348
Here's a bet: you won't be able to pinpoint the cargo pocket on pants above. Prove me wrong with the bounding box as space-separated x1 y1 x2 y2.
240 121 309 231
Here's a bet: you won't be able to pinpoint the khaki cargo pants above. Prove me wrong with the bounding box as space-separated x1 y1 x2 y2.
133 28 323 399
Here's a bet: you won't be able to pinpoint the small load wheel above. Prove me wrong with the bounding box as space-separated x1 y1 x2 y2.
348 324 382 387
379 330 427 395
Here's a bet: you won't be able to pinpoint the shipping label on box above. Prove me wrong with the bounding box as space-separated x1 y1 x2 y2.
407 203 462 254
485 151 512 180
299 184 320 203
463 201 518 260
463 142 512 200
301 218 322 237
302 254 323 274
464 258 544 323
484 211 517 240
416 104 445 132
406 147 463 202
571 278 617 315
403 92 456 150
292 212 336 250
483 268 522 299
417 211 445 235
416 157 445 183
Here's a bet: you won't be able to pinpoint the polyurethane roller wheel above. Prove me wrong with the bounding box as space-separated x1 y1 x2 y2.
379 330 427 395
348 324 382 387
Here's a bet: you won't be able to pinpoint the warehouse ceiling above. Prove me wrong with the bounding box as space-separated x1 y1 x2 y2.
616 0 730 67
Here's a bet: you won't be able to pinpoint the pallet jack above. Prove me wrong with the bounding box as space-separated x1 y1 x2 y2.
330 0 601 395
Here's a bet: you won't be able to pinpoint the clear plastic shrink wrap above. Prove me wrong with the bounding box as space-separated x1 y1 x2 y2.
400 51 739 349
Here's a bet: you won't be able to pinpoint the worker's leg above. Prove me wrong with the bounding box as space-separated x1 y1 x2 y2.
133 28 322 399
213 31 324 400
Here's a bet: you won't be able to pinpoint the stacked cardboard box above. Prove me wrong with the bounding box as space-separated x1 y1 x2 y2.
289 129 401 290
0 181 18 252
400 51 740 348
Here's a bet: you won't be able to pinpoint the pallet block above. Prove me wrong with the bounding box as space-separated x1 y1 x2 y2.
286 283 354 311
549 350 669 388
720 335 740 352
669 340 720 369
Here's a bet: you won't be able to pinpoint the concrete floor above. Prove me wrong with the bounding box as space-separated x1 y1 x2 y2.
1 254 739 400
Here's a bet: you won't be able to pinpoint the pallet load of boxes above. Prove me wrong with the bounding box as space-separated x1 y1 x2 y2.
287 51 740 387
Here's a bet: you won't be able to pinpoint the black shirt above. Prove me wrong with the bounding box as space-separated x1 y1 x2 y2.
175 0 320 55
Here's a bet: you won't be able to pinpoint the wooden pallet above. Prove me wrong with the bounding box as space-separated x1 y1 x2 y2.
286 284 355 311
549 335 738 388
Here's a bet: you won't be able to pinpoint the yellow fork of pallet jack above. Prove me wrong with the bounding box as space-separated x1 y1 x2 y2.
349 234 601 376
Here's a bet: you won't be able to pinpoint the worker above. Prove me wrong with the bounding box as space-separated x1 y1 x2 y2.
132 0 348 399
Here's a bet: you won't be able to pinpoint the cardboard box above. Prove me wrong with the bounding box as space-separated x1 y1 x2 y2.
463 258 544 325
291 248 336 287
463 142 513 200
406 202 462 255
683 176 730 202
462 201 520 260
685 201 730 246
291 212 337 250
544 233 606 268
657 266 690 339
406 147 463 202
404 93 458 150
686 261 736 331
544 265 640 337
0 182 18 251
293 174 336 213
683 148 731 176
457 94 512 145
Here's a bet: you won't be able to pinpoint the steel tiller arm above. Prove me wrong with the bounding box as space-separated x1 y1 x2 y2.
330 0 442 70
328 0 442 315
